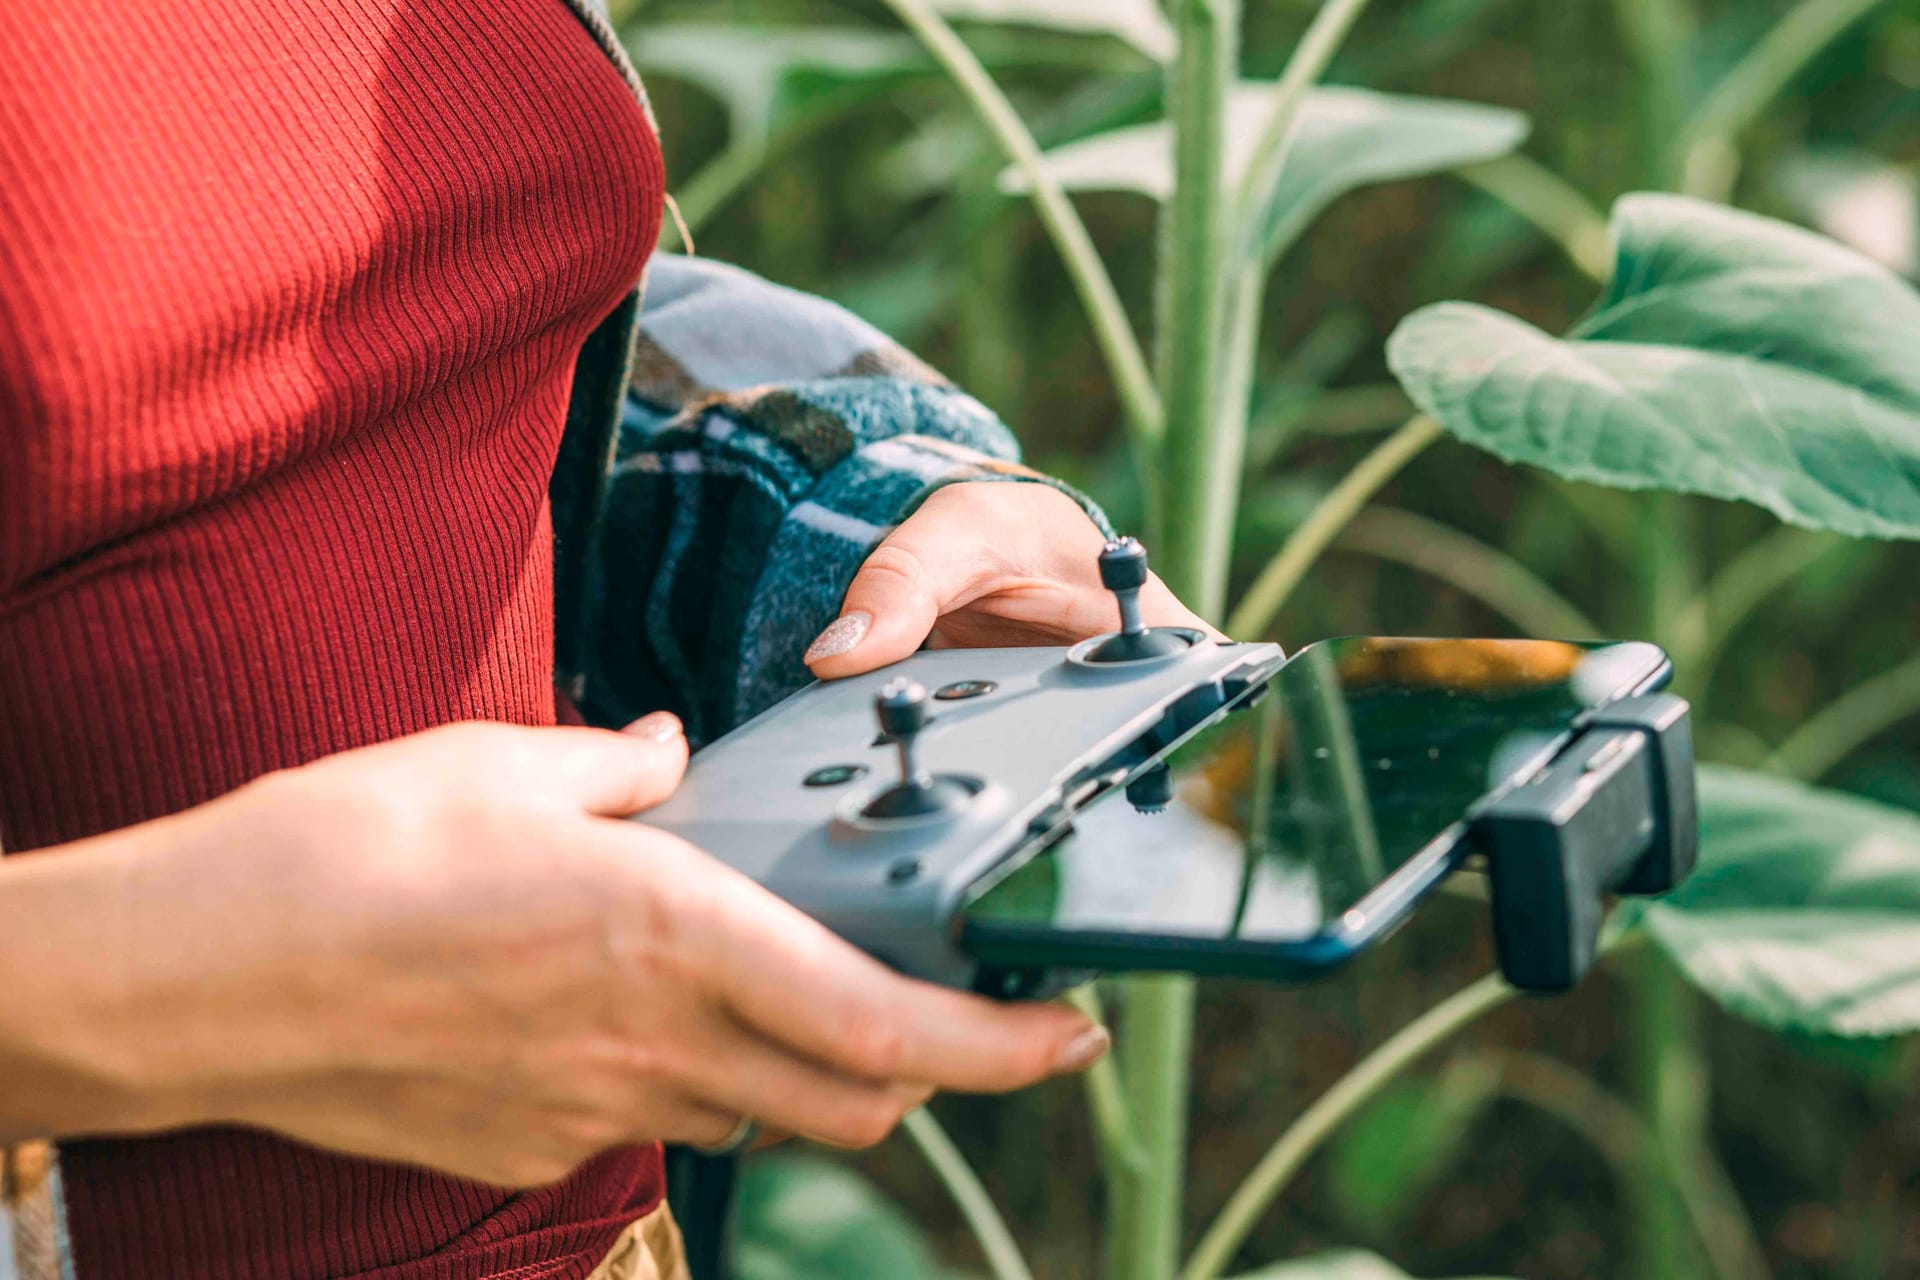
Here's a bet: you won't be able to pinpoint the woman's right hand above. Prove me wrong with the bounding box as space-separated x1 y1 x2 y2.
0 716 1106 1186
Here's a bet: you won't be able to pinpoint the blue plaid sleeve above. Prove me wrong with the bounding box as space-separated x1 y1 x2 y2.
580 255 1112 742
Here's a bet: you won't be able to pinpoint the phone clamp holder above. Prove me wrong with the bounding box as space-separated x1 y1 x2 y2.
1474 694 1698 993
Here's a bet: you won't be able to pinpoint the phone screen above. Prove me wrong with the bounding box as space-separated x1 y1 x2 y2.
959 637 1668 966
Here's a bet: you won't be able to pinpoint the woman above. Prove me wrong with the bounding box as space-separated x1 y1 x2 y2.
0 2 1207 1278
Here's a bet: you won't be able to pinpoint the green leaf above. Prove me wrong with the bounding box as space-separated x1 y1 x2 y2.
1233 1250 1513 1280
1387 194 1920 540
730 1154 946 1280
1001 85 1528 261
929 0 1175 62
1326 1056 1501 1236
1629 765 1920 1037
626 25 928 144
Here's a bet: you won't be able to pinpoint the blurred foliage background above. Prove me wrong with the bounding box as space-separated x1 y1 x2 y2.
615 2 1920 1277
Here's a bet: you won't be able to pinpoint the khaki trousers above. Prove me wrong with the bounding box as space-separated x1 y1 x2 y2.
584 1202 691 1280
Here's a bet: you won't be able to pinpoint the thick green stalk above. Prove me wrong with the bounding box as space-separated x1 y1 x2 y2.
1630 494 1713 1280
877 0 1164 447
1225 415 1442 639
1768 653 1920 782
1151 0 1240 618
1180 973 1516 1280
902 1108 1037 1280
1627 949 1714 1280
1610 0 1696 184
1675 0 1891 198
1337 507 1603 639
1064 985 1148 1179
1110 6 1238 1278
1112 975 1198 1280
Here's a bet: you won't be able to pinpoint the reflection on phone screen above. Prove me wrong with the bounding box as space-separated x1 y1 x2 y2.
962 637 1667 947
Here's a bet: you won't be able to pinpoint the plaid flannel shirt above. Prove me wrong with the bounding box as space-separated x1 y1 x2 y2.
580 255 1111 744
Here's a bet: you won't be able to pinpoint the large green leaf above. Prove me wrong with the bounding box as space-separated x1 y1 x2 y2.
730 1154 946 1280
1001 85 1528 261
1387 194 1920 540
1629 766 1920 1037
1235 1250 1512 1280
627 25 928 144
930 0 1175 61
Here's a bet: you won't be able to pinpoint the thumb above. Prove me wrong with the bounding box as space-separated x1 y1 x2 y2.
524 713 689 817
805 540 967 678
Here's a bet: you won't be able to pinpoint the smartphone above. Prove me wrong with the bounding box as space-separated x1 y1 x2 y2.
958 636 1672 984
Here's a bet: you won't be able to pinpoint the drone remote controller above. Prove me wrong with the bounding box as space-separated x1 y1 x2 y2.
641 539 1698 996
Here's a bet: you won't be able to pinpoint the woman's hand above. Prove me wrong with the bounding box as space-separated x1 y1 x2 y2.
0 716 1105 1186
803 482 1216 676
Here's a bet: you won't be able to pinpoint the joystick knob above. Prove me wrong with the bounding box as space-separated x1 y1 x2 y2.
1086 537 1197 663
863 678 977 819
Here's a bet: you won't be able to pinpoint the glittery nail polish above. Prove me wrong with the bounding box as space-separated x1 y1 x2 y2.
805 610 872 662
628 711 683 743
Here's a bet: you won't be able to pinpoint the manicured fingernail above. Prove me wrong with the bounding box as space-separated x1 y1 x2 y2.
628 711 683 743
805 611 871 663
1054 1025 1111 1074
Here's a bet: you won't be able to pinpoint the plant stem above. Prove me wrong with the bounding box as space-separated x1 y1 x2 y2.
1152 0 1240 618
1483 1052 1771 1280
1225 415 1443 639
1111 4 1239 1274
1610 0 1696 185
1180 972 1516 1280
1670 527 1846 688
1064 985 1149 1178
1229 0 1376 266
902 1108 1037 1280
1112 975 1198 1280
1457 155 1613 284
1675 0 1891 198
1337 507 1604 639
1627 948 1714 1280
1629 489 1715 1280
877 0 1164 448
1767 652 1920 782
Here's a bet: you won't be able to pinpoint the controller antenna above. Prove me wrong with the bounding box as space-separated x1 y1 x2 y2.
1087 537 1196 663
863 678 977 819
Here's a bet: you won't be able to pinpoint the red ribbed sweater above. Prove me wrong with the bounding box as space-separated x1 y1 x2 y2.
0 3 665 1277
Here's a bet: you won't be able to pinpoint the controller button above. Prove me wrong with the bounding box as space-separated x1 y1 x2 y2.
804 763 868 788
934 679 997 701
887 857 923 884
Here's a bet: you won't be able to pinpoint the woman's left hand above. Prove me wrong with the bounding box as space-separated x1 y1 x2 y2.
804 482 1217 677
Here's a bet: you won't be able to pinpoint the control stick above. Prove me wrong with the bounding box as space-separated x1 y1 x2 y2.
1085 537 1196 663
862 678 977 819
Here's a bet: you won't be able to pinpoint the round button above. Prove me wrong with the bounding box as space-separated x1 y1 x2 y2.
934 679 998 701
804 763 868 788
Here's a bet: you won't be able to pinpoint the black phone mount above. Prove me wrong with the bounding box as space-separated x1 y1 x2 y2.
1473 693 1697 993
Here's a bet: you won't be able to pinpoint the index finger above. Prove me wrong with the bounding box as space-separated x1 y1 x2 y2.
705 875 1108 1092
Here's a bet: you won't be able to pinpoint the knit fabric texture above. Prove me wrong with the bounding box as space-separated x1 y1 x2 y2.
0 1 666 1277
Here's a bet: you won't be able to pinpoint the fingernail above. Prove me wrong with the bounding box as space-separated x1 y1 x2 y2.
627 711 683 744
805 611 871 663
1054 1025 1111 1074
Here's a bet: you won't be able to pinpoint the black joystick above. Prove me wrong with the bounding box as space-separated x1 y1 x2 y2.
1086 537 1196 663
863 678 978 819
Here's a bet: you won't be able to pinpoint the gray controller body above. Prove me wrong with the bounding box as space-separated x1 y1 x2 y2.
640 637 1285 990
